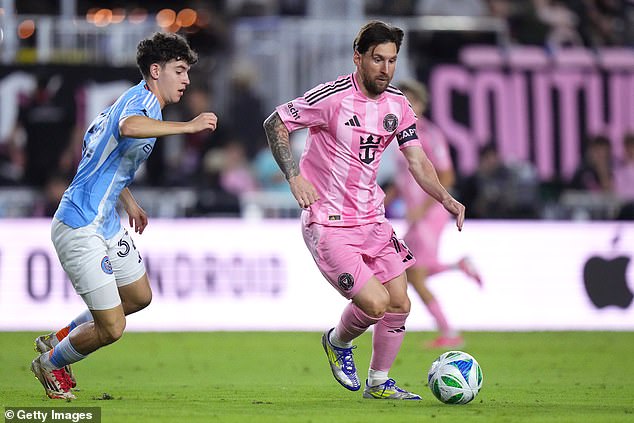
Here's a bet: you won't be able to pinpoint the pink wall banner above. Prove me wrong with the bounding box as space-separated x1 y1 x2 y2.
430 46 634 180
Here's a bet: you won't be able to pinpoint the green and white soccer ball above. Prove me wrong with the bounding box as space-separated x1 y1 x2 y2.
427 350 483 404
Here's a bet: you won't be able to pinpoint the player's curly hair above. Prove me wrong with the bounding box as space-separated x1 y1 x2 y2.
136 32 198 79
353 21 404 54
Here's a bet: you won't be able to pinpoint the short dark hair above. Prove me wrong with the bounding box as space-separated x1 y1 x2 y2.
353 21 404 54
136 32 198 79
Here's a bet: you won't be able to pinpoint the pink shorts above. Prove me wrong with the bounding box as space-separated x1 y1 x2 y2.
302 216 415 299
403 204 449 269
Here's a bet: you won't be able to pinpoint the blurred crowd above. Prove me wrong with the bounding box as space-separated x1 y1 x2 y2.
15 0 634 49
370 0 634 48
1 0 634 219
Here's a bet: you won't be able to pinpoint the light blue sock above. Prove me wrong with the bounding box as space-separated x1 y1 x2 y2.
48 337 87 369
69 309 93 331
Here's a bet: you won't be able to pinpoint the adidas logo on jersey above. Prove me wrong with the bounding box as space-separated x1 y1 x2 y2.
344 115 361 127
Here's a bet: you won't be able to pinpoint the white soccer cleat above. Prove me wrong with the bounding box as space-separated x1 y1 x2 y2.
30 355 76 400
34 333 77 389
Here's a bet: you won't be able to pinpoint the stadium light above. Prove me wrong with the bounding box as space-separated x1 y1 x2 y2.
156 9 176 28
17 19 35 39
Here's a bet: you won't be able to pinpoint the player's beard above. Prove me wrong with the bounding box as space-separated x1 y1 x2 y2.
361 73 390 97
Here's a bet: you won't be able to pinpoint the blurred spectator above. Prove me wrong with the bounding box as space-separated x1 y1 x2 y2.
488 0 550 45
31 172 69 217
252 145 288 192
578 0 627 46
0 141 23 186
182 2 230 59
615 134 634 219
460 143 540 218
569 135 614 193
226 63 269 160
156 81 231 187
486 0 512 19
190 145 243 216
5 73 78 187
460 144 510 218
533 0 583 48
215 140 257 197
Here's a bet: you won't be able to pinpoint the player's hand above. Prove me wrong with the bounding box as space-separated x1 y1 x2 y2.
441 197 465 231
187 112 217 133
288 175 319 209
127 205 149 234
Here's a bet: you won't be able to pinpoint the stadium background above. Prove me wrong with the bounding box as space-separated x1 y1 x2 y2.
1 0 633 332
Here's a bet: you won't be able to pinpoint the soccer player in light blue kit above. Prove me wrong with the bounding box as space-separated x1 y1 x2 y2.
31 32 218 400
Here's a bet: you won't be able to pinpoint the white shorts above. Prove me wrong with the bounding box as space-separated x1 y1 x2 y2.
51 218 146 310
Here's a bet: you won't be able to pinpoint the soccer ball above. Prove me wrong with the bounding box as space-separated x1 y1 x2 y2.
427 350 483 404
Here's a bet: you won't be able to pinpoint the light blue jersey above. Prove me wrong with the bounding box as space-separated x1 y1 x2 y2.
55 80 162 239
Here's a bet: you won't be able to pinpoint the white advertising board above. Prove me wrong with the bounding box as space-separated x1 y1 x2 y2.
0 219 632 331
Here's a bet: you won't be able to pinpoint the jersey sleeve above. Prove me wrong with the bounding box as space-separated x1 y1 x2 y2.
120 92 161 122
395 100 421 150
275 90 329 133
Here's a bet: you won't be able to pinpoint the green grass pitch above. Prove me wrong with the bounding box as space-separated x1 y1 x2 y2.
1 331 633 422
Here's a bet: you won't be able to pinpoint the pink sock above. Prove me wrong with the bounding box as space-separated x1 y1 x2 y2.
426 298 451 337
335 303 381 343
370 312 408 372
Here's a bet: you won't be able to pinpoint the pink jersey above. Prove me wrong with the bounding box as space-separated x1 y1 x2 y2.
276 73 420 226
395 117 453 209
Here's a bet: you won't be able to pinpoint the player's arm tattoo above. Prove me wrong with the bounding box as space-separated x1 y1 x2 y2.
263 112 299 180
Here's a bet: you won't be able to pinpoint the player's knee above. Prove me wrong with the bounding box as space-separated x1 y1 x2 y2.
361 295 390 318
389 296 411 314
122 289 152 314
136 290 152 311
97 318 126 345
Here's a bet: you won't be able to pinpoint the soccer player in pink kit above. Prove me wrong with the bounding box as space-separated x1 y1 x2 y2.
263 21 465 400
391 80 482 349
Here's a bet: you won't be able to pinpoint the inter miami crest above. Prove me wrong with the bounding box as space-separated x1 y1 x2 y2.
338 273 354 291
383 113 398 132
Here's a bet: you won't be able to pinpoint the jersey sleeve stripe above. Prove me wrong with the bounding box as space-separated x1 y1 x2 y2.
305 77 351 104
386 86 404 96
306 82 352 105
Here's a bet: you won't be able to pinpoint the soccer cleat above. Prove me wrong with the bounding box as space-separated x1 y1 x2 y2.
321 328 360 391
34 332 58 354
363 378 422 400
30 355 76 400
425 335 465 350
457 257 483 287
34 333 77 389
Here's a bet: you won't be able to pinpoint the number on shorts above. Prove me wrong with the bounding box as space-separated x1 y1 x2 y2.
117 238 130 257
